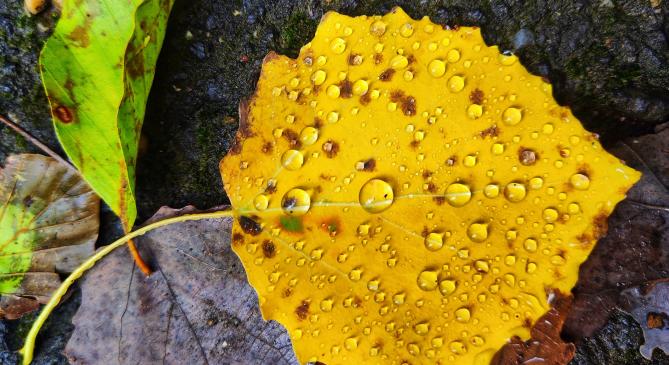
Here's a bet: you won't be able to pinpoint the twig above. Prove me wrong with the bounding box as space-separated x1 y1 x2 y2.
0 114 72 169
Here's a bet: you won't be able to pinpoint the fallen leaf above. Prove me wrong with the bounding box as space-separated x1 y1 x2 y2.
219 8 639 364
0 154 98 319
492 292 575 365
39 0 174 230
620 279 669 360
64 206 296 364
564 124 669 339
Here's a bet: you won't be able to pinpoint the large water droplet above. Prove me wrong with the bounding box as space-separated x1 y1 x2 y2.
428 59 446 77
281 149 304 170
281 188 311 216
445 183 472 207
330 37 346 54
359 179 394 213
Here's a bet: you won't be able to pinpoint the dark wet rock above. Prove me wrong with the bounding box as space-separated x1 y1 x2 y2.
570 309 669 365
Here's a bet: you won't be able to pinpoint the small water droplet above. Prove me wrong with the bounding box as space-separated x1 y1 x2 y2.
502 107 523 125
281 149 304 170
345 337 359 351
424 232 444 251
467 104 483 119
439 279 457 296
492 143 505 155
570 173 590 190
524 238 538 252
448 75 465 92
370 20 387 36
543 208 559 222
450 340 467 354
311 70 327 85
390 55 409 69
417 270 439 291
467 222 489 243
349 267 363 281
463 154 477 167
414 322 430 335
400 23 414 37
353 79 369 95
428 59 446 77
484 184 499 198
254 194 269 210
455 307 471 322
330 37 346 54
300 127 319 145
447 49 460 63
359 179 394 213
504 182 527 202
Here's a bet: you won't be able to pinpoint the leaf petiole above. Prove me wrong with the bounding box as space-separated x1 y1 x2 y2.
19 209 235 365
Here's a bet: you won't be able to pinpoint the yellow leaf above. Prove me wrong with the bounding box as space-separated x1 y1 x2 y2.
220 7 640 364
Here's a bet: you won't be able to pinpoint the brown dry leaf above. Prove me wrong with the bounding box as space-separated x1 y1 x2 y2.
492 292 575 365
565 124 669 339
64 206 296 364
620 279 669 359
0 154 98 319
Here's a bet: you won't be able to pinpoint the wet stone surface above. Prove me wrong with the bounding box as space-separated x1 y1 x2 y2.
1 0 668 364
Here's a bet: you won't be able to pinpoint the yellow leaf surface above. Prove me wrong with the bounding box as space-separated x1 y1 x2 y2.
220 7 640 364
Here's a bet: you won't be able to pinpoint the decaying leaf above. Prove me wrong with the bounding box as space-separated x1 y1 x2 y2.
40 0 174 230
220 8 640 364
565 125 669 339
620 280 669 360
492 292 575 364
0 154 98 319
64 206 295 364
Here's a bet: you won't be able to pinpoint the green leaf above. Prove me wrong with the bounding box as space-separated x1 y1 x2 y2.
39 0 174 230
0 154 99 319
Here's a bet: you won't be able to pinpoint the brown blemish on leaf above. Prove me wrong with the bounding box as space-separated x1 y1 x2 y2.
282 129 302 149
339 80 353 99
322 140 339 158
359 93 371 105
239 216 262 236
359 159 376 171
379 69 395 81
282 287 293 298
390 90 416 116
433 196 446 205
592 209 609 239
425 183 437 193
295 300 309 320
518 147 538 166
479 124 499 138
469 88 484 104
262 240 276 258
54 106 74 123
348 54 363 65
647 312 668 329
446 155 457 166
374 53 383 65
313 118 323 129
321 216 341 237
232 233 244 246
265 180 277 194
261 141 273 154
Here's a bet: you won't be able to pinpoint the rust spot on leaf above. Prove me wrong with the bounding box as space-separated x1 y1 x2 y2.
54 106 74 123
295 300 309 320
479 124 499 138
379 69 395 81
262 240 276 258
239 216 262 236
390 90 416 116
469 88 484 104
322 140 339 158
518 147 538 166
338 80 353 98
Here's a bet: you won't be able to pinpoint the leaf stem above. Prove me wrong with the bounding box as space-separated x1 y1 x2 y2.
0 114 72 170
127 238 153 276
19 209 235 365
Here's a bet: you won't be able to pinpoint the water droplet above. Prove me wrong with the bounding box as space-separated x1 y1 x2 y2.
467 104 483 119
529 177 544 189
570 173 590 190
504 273 516 287
526 261 537 273
330 37 346 54
345 337 358 351
445 183 472 207
467 222 489 243
543 208 559 222
281 188 311 216
370 20 387 36
359 179 394 213
349 267 363 281
367 279 380 291
414 322 430 335
492 143 505 155
448 75 465 92
390 55 409 69
424 232 444 251
439 279 457 296
428 59 446 77
450 340 467 354
484 184 499 198
502 107 523 125
353 79 369 95
499 53 517 66
524 238 538 252
417 270 438 291
568 202 581 214
300 127 319 145
447 49 461 63
400 23 414 37
327 111 339 123
455 307 471 322
326 84 340 98
320 298 334 312
463 154 477 167
281 149 304 170
311 70 327 85
254 194 269 210
407 343 420 355
505 255 516 266
504 182 527 202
